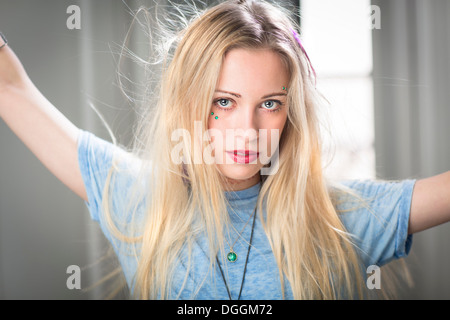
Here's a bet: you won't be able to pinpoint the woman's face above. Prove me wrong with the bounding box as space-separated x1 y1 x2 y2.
207 48 289 190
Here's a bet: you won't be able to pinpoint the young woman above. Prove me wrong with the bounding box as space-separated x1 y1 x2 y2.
0 0 449 300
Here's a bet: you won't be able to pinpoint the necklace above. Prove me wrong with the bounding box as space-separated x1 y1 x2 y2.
224 206 257 262
216 205 257 300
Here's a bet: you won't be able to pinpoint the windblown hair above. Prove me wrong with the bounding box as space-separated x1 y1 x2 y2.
99 0 374 299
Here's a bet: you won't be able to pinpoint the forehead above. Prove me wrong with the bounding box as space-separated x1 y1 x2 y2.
216 48 289 94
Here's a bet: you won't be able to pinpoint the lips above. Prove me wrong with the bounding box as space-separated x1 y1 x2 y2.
226 150 259 164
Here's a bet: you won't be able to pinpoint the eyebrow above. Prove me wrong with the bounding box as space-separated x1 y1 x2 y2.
214 90 287 99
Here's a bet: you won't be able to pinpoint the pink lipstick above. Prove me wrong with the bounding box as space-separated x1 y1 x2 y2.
226 150 259 164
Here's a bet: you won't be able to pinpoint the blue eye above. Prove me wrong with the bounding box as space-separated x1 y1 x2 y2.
262 101 277 109
213 98 283 113
214 98 233 110
262 100 284 112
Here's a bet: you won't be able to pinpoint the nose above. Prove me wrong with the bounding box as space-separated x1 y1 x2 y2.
231 103 259 146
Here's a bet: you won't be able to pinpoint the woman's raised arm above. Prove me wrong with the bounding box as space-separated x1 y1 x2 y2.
0 40 88 202
409 171 450 234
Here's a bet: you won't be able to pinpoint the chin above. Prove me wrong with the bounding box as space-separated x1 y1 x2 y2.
217 163 261 181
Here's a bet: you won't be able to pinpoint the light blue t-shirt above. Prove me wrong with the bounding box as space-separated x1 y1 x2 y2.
77 129 416 299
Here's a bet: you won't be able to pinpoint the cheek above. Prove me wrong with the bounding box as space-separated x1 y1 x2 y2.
263 117 288 152
206 117 225 158
207 113 231 142
207 113 224 132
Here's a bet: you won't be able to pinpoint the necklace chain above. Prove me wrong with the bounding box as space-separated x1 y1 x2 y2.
216 205 258 300
224 206 257 262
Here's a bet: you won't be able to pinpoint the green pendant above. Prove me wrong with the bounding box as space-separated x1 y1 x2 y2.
227 251 237 262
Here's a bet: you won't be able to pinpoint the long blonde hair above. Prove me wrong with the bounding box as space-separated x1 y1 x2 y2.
100 0 369 299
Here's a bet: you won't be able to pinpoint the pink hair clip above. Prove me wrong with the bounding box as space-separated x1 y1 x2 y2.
291 28 317 83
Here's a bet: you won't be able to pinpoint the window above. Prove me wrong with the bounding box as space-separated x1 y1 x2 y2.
300 0 375 180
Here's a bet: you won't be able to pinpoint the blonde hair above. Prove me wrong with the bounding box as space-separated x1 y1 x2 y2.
99 0 374 299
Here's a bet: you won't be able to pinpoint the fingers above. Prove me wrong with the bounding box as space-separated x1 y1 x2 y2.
0 32 8 49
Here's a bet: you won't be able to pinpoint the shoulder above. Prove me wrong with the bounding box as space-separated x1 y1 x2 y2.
328 178 416 266
77 129 148 224
330 178 416 211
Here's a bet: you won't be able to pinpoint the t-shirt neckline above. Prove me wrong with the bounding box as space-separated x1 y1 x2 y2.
224 181 261 201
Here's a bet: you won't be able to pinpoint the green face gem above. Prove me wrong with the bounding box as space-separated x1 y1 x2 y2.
227 252 237 262
215 116 218 120
211 112 214 115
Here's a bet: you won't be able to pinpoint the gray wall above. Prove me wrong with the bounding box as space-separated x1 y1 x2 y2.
372 0 450 299
0 0 138 299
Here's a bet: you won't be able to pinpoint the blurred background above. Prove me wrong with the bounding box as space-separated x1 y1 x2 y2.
0 0 449 299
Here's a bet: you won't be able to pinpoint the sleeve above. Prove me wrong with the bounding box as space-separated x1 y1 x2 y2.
335 179 416 267
76 129 140 223
77 129 145 287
